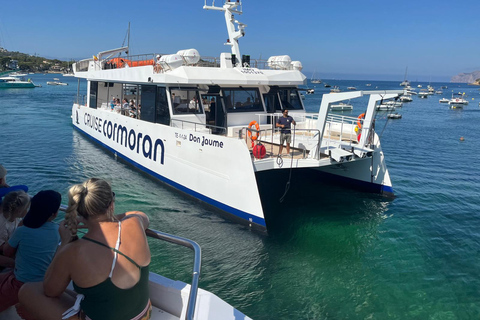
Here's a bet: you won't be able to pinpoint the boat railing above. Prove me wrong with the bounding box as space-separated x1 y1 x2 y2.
58 204 201 320
74 59 92 72
170 118 227 135
92 52 280 71
74 94 88 106
244 125 322 160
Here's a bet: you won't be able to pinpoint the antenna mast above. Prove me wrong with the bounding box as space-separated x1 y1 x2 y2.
204 0 246 59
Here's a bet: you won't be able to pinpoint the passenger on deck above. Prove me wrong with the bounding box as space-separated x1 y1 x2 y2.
122 98 130 116
114 98 122 114
19 178 152 320
0 191 30 249
154 54 162 73
0 190 30 269
0 190 61 312
276 110 296 155
189 96 198 111
129 99 137 118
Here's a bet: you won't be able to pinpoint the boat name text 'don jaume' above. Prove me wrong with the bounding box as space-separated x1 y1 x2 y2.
79 111 165 165
176 132 224 148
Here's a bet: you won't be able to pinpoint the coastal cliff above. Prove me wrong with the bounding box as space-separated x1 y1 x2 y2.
451 71 480 84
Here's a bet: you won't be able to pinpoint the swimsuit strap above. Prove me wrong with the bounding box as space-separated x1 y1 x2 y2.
82 222 141 270
109 221 122 277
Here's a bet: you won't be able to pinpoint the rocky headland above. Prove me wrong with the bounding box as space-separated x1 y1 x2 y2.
451 71 480 85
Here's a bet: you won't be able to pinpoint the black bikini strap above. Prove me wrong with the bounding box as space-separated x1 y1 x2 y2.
82 236 141 269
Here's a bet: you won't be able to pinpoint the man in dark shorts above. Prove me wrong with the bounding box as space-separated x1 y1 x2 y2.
276 110 296 155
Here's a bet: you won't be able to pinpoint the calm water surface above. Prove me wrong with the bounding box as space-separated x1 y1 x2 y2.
1 74 480 319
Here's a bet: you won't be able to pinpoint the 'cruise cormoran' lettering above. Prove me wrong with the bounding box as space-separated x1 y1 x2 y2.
83 112 164 165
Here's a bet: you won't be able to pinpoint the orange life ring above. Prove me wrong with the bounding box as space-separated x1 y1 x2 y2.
357 113 365 128
247 121 260 141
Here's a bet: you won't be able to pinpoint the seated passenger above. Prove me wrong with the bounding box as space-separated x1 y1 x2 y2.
114 98 122 114
154 55 162 73
0 190 30 269
189 97 198 111
122 98 130 116
19 178 151 320
0 190 61 312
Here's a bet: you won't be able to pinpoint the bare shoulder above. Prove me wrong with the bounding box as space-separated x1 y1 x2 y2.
121 211 149 229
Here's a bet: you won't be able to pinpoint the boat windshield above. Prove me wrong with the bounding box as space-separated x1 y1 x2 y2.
171 88 204 115
223 88 263 113
279 88 303 110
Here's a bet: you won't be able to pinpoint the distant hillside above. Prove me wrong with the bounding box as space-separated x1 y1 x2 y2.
451 71 480 84
0 48 70 73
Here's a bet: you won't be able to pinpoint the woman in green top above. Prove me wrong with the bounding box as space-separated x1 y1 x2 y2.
19 178 152 320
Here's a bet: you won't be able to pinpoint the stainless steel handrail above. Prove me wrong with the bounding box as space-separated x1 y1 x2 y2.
58 205 201 320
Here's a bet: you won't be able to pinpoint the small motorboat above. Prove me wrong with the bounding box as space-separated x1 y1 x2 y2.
418 89 429 98
376 104 395 111
330 86 340 93
330 102 353 111
381 100 403 108
387 113 402 119
306 88 315 94
439 98 449 103
399 95 412 102
47 81 69 86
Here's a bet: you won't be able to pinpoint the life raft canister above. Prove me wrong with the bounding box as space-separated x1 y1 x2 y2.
357 113 365 129
247 121 260 141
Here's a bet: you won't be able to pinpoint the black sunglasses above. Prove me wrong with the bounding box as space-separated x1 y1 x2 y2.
107 191 115 208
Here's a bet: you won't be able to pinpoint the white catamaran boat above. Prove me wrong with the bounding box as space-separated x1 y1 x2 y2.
69 0 400 232
0 75 36 88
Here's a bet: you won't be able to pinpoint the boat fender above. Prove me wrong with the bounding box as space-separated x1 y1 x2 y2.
357 133 361 142
357 113 365 129
247 121 260 141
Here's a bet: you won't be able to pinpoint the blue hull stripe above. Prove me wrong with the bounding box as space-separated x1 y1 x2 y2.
74 126 266 227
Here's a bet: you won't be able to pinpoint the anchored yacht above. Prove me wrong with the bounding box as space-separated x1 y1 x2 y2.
70 0 400 232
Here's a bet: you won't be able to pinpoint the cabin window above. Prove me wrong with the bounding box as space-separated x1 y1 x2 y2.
278 88 303 110
170 88 203 115
155 87 170 125
222 88 263 113
140 85 157 123
263 92 282 113
89 81 98 109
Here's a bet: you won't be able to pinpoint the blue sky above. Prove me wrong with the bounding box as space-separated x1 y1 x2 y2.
1 0 479 81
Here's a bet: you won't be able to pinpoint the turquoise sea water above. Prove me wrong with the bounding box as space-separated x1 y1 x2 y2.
1 74 480 319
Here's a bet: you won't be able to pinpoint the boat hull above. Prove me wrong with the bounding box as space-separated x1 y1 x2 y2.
0 82 35 88
72 104 267 231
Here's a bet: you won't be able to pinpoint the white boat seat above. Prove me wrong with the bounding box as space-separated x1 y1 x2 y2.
150 306 179 320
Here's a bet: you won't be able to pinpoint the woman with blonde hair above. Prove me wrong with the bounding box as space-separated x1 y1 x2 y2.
19 178 152 320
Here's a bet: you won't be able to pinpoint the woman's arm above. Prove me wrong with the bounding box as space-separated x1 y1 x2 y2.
115 211 149 230
43 244 74 297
